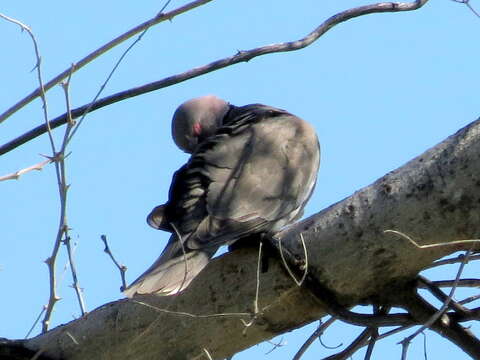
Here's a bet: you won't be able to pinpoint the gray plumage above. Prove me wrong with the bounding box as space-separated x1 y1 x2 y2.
124 95 320 297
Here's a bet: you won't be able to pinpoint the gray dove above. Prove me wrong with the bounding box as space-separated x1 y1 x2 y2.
124 95 320 297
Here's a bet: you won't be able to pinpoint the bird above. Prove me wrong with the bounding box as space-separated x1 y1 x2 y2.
123 95 320 297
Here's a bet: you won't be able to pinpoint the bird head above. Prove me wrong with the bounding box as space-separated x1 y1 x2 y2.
171 95 230 154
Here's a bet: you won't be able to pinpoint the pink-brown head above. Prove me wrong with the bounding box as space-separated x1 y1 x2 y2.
171 95 230 153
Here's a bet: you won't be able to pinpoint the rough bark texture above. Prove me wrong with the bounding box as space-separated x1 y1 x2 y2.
5 118 480 359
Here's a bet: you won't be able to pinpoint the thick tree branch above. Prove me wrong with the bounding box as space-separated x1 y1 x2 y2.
0 0 429 157
2 116 478 359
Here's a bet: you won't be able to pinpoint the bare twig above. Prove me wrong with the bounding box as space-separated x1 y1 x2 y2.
418 278 480 288
60 76 87 316
417 276 471 316
64 236 86 316
264 337 286 355
362 306 389 360
0 158 51 181
132 300 251 320
203 348 213 360
292 317 337 360
0 0 214 124
25 306 46 338
100 235 127 291
384 230 480 249
170 222 190 295
0 13 52 148
42 66 84 332
0 0 430 156
254 241 263 315
422 331 428 360
364 327 378 360
240 241 263 331
426 253 480 269
459 294 480 305
450 0 480 17
322 328 372 360
277 233 308 286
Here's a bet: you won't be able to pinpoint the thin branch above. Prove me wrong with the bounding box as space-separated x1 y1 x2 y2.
100 234 127 291
322 328 372 360
239 241 263 331
64 236 86 316
425 278 480 288
0 0 430 157
0 13 53 149
0 158 51 181
0 0 214 124
277 233 308 286
25 306 46 339
254 241 263 315
203 348 213 360
459 294 480 305
264 338 286 355
422 331 428 360
292 317 337 360
403 291 480 358
364 327 378 360
425 253 480 269
170 222 190 295
384 230 480 249
132 300 252 320
42 67 79 332
450 0 480 17
417 276 471 316
60 75 87 316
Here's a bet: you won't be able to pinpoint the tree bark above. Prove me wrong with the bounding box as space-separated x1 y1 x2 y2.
5 118 480 359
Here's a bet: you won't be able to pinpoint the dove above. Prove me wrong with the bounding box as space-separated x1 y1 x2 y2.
124 95 320 297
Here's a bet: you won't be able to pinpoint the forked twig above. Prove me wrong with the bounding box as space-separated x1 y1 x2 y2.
100 235 127 291
277 233 308 286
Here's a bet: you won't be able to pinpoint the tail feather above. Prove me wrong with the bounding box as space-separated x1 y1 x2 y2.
124 236 218 297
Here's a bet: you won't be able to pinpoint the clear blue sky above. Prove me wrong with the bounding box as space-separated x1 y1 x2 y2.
1 1 479 359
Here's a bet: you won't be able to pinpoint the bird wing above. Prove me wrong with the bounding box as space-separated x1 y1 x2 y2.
186 104 320 248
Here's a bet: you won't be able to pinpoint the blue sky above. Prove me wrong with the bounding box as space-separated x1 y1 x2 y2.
1 1 480 359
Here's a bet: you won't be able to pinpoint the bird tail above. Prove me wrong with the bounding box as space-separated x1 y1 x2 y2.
124 235 217 297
